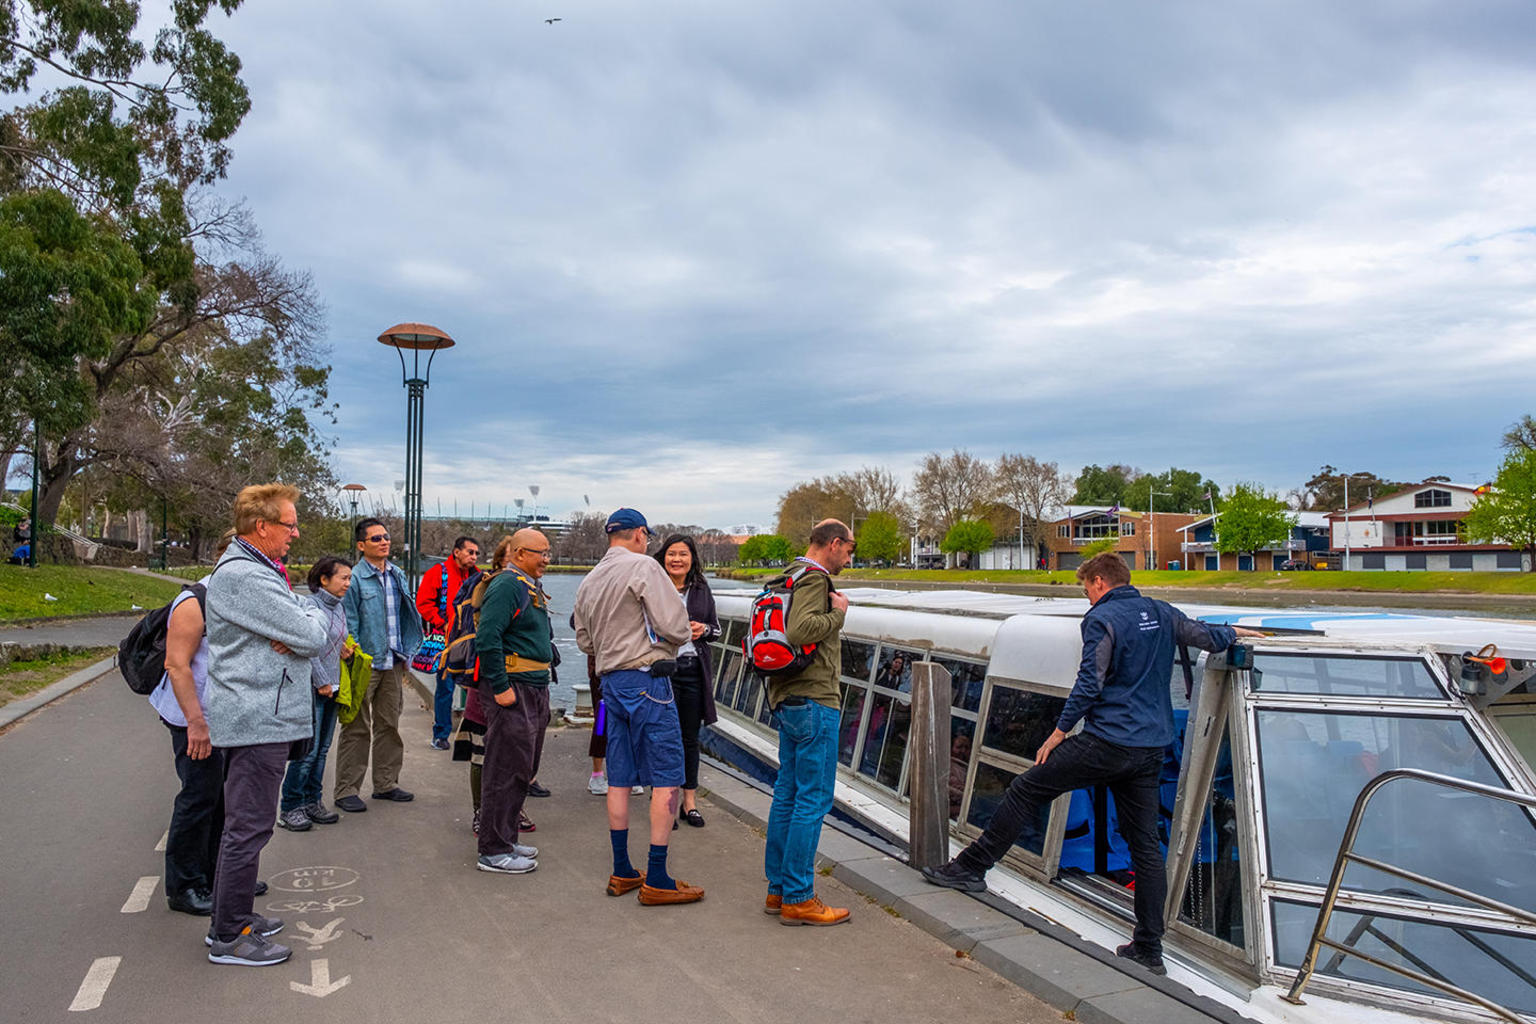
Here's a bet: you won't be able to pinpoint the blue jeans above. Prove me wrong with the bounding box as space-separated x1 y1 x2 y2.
280 690 340 811
432 669 454 742
764 700 840 904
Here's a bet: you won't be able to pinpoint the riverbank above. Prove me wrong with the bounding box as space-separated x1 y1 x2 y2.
715 567 1536 617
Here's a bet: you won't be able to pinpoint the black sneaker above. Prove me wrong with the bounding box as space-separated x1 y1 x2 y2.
527 781 551 798
920 860 988 893
207 926 291 966
206 913 284 946
1116 942 1167 976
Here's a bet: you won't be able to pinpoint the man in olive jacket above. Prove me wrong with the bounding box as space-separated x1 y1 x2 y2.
762 518 856 926
473 528 553 875
203 484 329 966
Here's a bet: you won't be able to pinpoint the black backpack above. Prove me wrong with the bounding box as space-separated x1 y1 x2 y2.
439 568 500 683
119 583 208 695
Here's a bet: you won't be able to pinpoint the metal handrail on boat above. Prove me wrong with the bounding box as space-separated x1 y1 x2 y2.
1281 768 1536 1022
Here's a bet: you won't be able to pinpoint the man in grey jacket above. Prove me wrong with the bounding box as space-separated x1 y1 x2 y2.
203 483 329 966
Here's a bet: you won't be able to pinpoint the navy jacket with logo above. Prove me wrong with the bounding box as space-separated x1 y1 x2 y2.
1057 585 1237 748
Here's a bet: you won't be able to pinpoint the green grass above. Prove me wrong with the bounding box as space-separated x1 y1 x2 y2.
0 647 114 707
0 565 184 621
720 566 1536 595
160 565 215 581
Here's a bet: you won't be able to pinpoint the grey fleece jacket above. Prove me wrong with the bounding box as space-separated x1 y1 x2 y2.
203 543 330 748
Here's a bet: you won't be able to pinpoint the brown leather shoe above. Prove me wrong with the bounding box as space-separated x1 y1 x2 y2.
764 893 782 915
606 873 644 897
780 896 850 926
637 879 705 906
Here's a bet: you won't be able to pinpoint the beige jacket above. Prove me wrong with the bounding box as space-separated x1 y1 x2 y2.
573 546 692 674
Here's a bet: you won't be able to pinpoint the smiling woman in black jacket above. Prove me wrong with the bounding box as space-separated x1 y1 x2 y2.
653 533 720 827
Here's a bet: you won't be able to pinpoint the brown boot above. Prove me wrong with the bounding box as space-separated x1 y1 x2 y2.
780 896 850 926
764 893 782 915
606 873 643 897
638 879 705 905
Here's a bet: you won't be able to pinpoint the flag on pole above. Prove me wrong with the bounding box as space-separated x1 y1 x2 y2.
1108 504 1119 517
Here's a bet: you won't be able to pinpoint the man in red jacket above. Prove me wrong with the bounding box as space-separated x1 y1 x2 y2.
416 535 481 749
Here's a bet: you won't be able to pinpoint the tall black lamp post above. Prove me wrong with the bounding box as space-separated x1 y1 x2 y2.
377 322 454 585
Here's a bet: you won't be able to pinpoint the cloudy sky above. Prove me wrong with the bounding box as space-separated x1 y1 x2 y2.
208 0 1536 529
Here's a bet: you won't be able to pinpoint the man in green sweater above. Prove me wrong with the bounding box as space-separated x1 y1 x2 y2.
474 528 554 874
764 518 856 926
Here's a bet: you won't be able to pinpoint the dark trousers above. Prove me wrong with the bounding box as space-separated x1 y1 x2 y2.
957 732 1169 952
432 668 455 742
211 742 288 941
673 660 706 791
477 683 550 857
163 720 227 894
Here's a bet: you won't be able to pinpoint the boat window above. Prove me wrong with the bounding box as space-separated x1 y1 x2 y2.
1271 900 1536 1015
842 640 875 682
1255 711 1525 909
857 691 912 791
932 656 986 712
873 648 921 693
735 671 763 718
722 617 745 651
1489 707 1536 767
1176 730 1245 947
1248 653 1443 699
717 649 743 706
982 686 1066 762
837 684 867 767
947 718 976 821
967 761 1048 855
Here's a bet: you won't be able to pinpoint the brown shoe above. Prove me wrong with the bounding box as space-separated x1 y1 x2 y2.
780 896 850 926
606 873 644 897
764 893 782 915
638 880 705 906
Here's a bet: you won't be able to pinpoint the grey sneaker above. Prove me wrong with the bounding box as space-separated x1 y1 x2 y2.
631 785 645 795
207 926 291 966
303 801 339 824
477 852 537 874
511 842 538 858
277 807 312 832
205 913 283 946
587 773 609 795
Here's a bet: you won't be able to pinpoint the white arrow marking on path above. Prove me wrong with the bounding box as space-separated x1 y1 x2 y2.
154 830 168 852
295 918 345 949
68 957 121 1011
290 958 350 998
120 876 158 913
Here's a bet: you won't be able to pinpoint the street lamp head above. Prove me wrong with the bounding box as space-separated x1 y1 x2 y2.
378 322 454 387
341 483 366 493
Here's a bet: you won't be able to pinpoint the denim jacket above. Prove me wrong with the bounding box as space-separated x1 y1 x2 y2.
344 558 424 666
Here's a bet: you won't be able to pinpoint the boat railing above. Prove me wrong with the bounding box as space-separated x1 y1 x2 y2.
1281 768 1536 1022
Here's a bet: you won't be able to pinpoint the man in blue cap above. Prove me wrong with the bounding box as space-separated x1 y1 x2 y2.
573 508 700 905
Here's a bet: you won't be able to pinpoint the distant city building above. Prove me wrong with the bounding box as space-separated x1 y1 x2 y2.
1178 511 1330 572
1043 506 1198 572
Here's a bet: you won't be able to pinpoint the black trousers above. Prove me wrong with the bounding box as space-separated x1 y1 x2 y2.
672 660 707 791
163 720 227 894
211 742 288 942
957 732 1169 952
478 682 550 856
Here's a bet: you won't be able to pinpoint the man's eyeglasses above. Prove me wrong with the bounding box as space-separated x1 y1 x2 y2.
840 537 858 553
518 548 552 559
366 533 389 543
271 519 300 534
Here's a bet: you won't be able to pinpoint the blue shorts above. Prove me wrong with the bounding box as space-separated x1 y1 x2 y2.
600 669 685 788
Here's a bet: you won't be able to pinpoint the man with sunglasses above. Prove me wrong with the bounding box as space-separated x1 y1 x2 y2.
336 517 424 813
761 518 856 926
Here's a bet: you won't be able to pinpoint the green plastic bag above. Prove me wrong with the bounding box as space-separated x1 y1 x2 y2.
336 641 373 725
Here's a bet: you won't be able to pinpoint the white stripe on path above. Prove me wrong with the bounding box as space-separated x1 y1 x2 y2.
68 957 121 1011
154 830 167 852
120 876 157 913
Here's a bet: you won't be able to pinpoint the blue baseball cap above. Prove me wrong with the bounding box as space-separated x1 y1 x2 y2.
605 508 649 533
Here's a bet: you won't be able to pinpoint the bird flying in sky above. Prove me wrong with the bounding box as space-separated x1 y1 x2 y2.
545 17 561 24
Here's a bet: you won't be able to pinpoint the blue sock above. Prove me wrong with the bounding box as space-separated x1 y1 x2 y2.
610 830 638 878
645 844 675 890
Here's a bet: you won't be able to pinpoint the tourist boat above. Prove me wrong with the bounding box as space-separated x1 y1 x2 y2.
699 587 1536 1024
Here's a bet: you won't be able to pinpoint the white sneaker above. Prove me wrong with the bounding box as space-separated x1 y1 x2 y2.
587 773 609 795
512 842 538 858
477 853 537 874
631 785 645 795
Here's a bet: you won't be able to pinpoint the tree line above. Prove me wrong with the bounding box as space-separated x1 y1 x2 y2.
0 1 336 561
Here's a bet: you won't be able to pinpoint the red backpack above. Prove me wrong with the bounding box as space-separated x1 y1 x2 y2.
744 563 831 676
